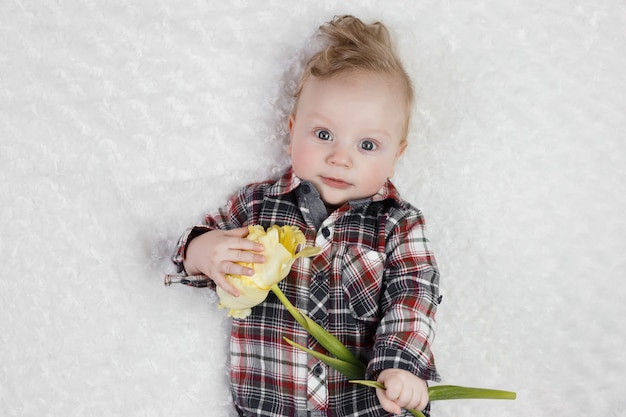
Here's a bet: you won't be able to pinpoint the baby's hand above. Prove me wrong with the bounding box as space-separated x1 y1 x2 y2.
183 227 265 296
376 368 428 415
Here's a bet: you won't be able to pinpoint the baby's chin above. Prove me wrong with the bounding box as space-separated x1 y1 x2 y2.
315 186 348 205
303 177 379 207
319 190 374 209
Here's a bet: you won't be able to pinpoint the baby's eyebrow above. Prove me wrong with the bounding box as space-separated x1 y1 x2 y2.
354 128 393 142
307 112 333 124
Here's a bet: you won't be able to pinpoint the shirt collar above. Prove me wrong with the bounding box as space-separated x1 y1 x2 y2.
267 166 404 206
266 167 302 196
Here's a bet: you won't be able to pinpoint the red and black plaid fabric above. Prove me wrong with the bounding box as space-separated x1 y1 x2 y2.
173 167 441 417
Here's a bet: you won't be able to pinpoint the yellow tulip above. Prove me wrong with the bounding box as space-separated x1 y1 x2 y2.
216 225 321 318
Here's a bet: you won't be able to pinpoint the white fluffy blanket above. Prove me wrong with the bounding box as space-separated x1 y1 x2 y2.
2 1 625 416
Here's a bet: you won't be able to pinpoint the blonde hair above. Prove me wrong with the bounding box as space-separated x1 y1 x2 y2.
294 15 414 140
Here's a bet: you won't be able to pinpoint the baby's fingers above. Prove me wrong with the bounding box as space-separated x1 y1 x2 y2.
224 227 265 251
231 247 265 265
212 273 240 297
376 388 402 415
214 252 262 296
223 259 255 277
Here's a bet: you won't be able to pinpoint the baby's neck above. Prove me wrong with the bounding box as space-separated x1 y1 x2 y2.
325 203 340 215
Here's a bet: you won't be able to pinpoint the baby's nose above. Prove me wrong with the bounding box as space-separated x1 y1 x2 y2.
326 146 352 167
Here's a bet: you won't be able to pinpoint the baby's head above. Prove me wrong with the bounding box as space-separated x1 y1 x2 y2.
294 15 414 142
288 16 415 207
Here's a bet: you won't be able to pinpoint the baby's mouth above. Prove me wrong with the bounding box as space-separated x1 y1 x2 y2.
321 176 351 189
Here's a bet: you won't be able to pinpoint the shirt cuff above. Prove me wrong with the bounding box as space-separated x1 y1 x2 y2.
366 346 441 383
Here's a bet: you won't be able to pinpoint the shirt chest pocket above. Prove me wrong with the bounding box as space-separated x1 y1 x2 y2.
341 246 386 320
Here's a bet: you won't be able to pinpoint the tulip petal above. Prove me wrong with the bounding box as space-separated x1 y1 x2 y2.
293 246 322 259
215 225 321 319
216 279 269 318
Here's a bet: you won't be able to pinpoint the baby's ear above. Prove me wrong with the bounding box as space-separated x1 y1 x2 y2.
395 140 408 161
288 114 295 134
287 114 296 154
388 141 408 178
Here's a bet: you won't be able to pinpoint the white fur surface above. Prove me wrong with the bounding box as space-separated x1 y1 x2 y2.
2 1 625 416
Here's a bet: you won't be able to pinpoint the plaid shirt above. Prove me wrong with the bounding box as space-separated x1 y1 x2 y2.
173 168 441 417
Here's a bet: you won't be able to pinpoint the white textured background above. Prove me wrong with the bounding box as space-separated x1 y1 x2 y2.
2 1 625 416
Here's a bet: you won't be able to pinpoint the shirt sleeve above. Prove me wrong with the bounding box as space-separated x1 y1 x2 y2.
366 208 441 382
171 185 255 273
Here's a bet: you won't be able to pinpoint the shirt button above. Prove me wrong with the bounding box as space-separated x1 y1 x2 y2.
313 364 324 377
321 227 330 238
315 272 327 281
302 184 311 194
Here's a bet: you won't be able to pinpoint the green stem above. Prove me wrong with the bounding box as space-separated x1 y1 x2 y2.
270 284 365 371
270 284 308 329
428 385 517 401
271 284 516 414
350 380 516 402
283 337 365 380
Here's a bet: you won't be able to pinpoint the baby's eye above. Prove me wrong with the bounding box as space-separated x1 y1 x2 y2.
316 129 332 141
360 140 377 151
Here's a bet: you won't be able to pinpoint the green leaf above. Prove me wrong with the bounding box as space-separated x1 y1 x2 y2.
298 314 364 368
349 379 385 389
428 385 516 401
350 381 515 401
283 337 365 380
271 279 517 415
271 285 365 369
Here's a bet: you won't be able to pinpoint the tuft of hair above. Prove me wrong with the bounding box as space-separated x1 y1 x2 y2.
294 15 414 139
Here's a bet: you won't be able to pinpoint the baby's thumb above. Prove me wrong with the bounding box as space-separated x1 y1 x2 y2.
226 226 251 237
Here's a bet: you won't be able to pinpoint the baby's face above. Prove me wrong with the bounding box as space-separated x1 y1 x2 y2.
288 71 408 207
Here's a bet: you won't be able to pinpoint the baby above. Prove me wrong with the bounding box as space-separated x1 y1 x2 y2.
174 15 441 417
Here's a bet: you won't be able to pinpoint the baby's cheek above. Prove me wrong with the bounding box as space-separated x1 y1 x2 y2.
290 145 316 176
